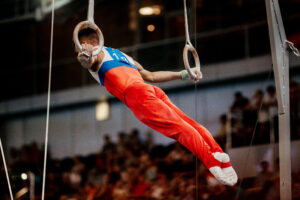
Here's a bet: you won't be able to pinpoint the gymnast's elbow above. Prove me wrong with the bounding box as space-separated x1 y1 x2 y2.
143 73 156 83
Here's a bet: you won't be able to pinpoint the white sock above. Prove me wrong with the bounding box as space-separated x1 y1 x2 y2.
209 152 238 186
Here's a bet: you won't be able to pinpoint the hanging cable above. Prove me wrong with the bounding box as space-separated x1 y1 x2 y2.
194 85 199 200
183 0 202 82
41 0 55 200
0 138 13 200
192 0 199 199
183 0 200 198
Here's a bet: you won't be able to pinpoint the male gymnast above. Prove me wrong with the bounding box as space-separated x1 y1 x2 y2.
74 28 238 186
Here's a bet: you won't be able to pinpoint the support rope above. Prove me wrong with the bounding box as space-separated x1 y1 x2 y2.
194 83 199 200
183 0 200 198
41 0 55 199
192 1 199 199
183 0 202 81
0 138 14 200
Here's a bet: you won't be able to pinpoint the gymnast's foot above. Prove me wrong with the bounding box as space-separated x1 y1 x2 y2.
209 152 238 186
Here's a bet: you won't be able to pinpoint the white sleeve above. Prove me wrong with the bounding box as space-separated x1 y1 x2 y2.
122 52 136 66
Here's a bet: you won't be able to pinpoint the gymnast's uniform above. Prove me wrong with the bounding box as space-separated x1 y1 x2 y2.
88 47 230 170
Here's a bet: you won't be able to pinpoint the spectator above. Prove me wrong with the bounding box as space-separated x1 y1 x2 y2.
230 91 250 146
69 156 86 189
93 173 114 200
116 132 127 155
254 161 273 188
128 128 142 152
293 169 300 199
102 134 115 153
8 147 20 171
112 180 130 200
166 142 185 163
250 90 270 144
20 145 32 170
46 172 60 200
30 142 42 166
131 173 151 198
264 85 277 109
145 163 158 184
144 130 154 151
230 91 249 112
263 174 280 200
264 85 278 142
84 183 97 200
150 174 168 199
215 114 227 149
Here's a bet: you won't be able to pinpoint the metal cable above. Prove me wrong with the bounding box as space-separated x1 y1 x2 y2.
193 0 199 199
0 138 14 200
41 0 55 199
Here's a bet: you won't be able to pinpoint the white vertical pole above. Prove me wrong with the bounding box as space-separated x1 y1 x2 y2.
265 0 291 199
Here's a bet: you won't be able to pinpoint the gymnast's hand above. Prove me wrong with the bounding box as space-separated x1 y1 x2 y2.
190 67 202 82
77 43 98 69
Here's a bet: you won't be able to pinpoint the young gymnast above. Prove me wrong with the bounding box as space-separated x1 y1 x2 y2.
74 28 238 186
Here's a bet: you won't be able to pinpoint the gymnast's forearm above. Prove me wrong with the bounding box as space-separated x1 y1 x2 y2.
145 71 182 83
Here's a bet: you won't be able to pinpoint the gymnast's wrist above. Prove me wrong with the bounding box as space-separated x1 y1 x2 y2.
181 69 188 80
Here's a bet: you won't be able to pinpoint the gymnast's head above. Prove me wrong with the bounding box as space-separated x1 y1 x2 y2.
74 28 99 52
75 28 102 70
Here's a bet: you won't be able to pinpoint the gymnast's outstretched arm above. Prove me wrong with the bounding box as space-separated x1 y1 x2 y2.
134 61 202 83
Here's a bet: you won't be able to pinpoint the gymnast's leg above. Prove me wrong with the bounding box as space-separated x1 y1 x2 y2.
152 85 237 181
124 82 237 185
152 86 223 152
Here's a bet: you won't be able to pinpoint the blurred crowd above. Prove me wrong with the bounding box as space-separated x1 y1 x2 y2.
215 80 300 148
0 131 236 200
1 127 300 200
1 80 300 200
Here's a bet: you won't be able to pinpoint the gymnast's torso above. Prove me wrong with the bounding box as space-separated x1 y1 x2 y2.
88 47 144 101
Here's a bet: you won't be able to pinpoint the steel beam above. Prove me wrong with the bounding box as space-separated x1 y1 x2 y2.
265 0 291 199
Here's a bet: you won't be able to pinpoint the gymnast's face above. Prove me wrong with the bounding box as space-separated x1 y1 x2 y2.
79 32 99 47
75 32 99 53
76 32 103 70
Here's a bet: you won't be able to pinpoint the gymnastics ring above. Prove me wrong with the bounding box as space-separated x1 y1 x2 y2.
183 0 202 81
183 43 202 81
73 20 104 58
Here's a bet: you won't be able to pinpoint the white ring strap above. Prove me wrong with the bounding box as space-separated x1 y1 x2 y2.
183 0 202 80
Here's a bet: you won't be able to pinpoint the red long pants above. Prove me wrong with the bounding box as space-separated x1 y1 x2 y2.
102 65 225 169
123 81 224 169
